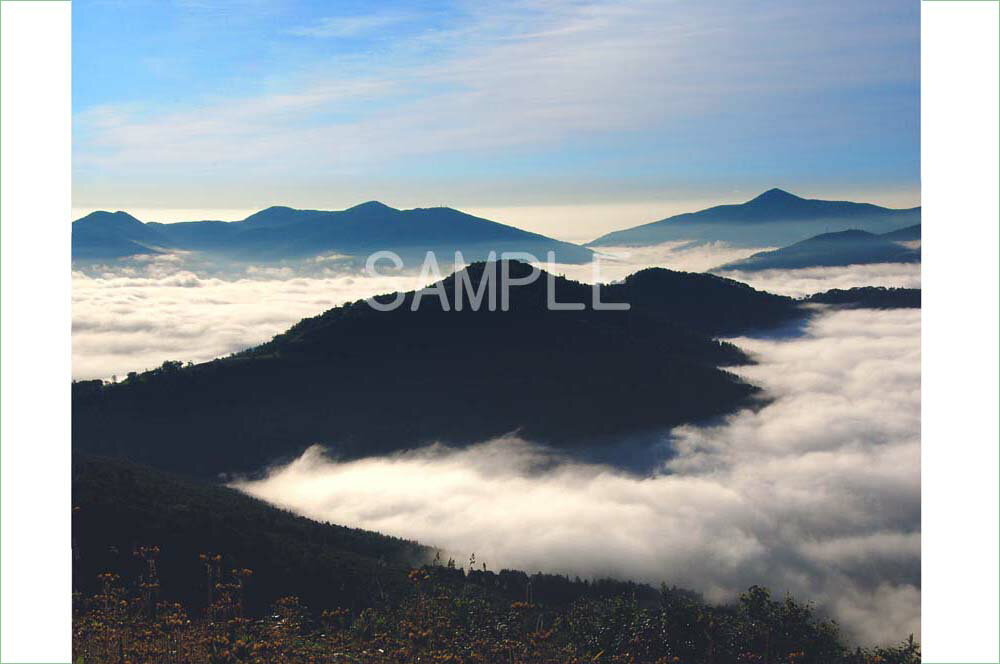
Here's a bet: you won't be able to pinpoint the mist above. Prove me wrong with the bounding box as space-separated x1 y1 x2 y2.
233 307 920 646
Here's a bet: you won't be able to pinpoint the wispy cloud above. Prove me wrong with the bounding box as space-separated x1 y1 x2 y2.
74 0 919 210
288 11 414 38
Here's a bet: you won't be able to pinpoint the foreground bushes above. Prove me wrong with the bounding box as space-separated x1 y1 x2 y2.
73 554 919 664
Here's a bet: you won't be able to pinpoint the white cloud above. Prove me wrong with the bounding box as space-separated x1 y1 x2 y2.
234 308 921 646
71 266 433 380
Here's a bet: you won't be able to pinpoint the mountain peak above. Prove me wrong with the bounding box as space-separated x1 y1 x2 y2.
243 205 296 221
74 210 144 226
241 205 331 228
347 200 397 213
747 188 802 205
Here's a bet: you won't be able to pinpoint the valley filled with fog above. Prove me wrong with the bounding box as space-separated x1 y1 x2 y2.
235 307 919 645
72 240 920 645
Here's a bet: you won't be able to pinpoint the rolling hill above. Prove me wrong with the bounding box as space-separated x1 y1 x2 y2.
587 189 920 248
72 261 804 478
72 202 595 264
713 227 921 272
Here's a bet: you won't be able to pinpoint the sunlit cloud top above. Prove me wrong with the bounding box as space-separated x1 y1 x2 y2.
73 0 919 234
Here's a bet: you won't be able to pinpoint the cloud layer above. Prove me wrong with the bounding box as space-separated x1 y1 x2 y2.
72 242 921 380
72 262 431 380
234 308 920 646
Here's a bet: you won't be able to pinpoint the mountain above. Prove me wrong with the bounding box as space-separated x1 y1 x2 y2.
805 287 921 309
713 227 920 272
587 189 920 248
71 211 171 259
73 202 595 265
72 261 805 478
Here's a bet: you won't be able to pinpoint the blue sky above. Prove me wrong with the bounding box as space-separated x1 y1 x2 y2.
73 0 919 240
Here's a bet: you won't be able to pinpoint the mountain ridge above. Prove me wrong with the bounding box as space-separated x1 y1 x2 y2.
73 203 595 264
714 226 921 272
587 189 920 248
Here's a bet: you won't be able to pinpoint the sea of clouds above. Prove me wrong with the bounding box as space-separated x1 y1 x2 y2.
72 260 430 380
72 241 921 644
233 307 921 646
72 241 920 380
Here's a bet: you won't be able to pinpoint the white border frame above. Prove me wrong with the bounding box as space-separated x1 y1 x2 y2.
1 1 999 661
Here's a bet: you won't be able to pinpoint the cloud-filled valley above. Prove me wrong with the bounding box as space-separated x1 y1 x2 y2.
233 307 920 646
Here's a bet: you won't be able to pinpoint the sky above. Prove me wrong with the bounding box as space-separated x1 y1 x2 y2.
73 0 920 242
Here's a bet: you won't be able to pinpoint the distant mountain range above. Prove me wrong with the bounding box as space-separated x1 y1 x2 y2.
587 189 920 248
713 225 921 272
72 202 595 265
74 190 922 267
73 261 804 478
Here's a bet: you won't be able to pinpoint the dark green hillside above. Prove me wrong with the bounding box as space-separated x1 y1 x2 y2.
602 267 802 335
805 287 921 309
72 262 804 478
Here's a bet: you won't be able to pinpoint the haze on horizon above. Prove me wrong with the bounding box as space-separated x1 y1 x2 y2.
73 0 919 243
